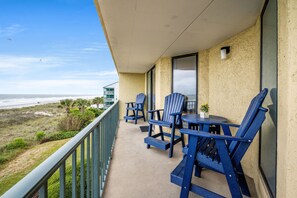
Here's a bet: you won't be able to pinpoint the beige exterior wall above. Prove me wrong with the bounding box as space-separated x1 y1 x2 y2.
119 2 297 196
208 19 261 179
118 73 145 119
197 50 210 109
155 57 172 109
277 0 297 197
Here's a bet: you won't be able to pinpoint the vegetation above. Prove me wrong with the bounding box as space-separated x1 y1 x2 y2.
75 99 90 113
0 98 105 195
200 103 209 113
0 138 29 164
36 131 46 141
92 97 104 108
58 99 75 116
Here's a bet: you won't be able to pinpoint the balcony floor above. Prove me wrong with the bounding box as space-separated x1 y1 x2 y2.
103 120 257 198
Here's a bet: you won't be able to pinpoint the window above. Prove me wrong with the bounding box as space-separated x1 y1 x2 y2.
172 53 198 113
260 0 277 196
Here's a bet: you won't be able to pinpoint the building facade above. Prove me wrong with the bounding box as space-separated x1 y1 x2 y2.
95 0 297 197
103 82 118 109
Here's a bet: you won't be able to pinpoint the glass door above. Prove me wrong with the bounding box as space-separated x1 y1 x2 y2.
260 0 277 196
172 53 198 113
147 66 155 120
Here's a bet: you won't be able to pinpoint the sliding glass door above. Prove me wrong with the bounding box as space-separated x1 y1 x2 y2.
172 53 198 113
260 0 277 197
147 66 155 120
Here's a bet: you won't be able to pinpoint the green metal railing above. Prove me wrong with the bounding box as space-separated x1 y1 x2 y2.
2 101 119 198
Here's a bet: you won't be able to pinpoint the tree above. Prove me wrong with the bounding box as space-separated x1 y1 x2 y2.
93 97 104 108
75 99 90 113
58 99 75 116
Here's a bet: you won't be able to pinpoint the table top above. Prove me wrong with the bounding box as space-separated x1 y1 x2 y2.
182 114 228 125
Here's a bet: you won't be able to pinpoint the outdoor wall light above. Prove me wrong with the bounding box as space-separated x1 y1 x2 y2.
221 46 230 60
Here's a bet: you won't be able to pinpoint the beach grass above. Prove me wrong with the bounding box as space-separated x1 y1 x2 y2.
0 138 69 195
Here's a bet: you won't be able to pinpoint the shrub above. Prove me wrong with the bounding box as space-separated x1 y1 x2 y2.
88 107 104 117
36 131 46 141
58 115 82 131
80 109 95 127
58 109 95 132
6 138 27 150
47 131 78 141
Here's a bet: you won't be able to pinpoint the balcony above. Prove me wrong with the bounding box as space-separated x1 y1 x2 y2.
104 91 114 95
103 120 257 198
2 101 258 197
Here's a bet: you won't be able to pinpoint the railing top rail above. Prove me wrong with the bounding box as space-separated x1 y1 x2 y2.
2 100 119 198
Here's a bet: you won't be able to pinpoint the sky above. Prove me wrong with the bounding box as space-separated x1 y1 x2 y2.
0 0 118 95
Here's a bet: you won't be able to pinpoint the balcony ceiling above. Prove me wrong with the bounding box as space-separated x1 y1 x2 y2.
96 0 263 73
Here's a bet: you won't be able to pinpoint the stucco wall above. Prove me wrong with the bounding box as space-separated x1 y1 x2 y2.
197 50 210 109
155 57 172 109
208 19 261 179
118 73 145 119
277 0 297 197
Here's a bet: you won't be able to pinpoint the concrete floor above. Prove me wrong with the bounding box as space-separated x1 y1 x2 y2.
103 120 257 198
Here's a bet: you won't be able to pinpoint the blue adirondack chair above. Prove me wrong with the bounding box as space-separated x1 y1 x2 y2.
171 88 268 198
124 93 146 124
144 93 185 158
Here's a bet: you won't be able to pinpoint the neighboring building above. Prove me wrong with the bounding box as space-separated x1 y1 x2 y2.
103 82 118 109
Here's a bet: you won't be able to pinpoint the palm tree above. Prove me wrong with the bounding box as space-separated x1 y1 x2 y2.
93 97 104 108
75 99 90 113
58 99 74 116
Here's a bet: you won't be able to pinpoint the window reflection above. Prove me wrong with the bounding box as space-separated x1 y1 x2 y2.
173 54 197 113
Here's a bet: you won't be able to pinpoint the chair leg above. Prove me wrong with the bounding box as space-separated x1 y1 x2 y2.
125 107 129 122
147 123 153 149
180 136 199 198
135 110 138 124
237 163 251 197
216 140 242 198
169 125 176 158
159 126 164 141
142 110 146 122
181 133 185 148
194 163 202 178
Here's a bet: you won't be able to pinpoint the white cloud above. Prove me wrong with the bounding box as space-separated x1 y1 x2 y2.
61 70 117 79
0 24 25 37
0 79 115 95
0 55 68 73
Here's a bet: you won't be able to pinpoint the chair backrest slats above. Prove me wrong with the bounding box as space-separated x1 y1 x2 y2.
228 89 268 154
162 93 185 124
231 107 267 166
136 93 146 110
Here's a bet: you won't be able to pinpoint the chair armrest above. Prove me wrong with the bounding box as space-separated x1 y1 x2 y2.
170 112 182 116
180 129 252 142
147 109 164 113
221 123 240 128
125 102 135 104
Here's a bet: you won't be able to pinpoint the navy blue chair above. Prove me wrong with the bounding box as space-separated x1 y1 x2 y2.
171 89 268 198
124 93 146 124
144 93 185 158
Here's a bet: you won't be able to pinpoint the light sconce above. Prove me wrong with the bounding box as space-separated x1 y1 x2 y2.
221 46 230 60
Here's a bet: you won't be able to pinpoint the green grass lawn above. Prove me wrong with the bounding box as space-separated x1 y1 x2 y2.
0 138 69 195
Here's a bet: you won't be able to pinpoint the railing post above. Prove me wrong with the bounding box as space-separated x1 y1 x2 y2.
87 135 91 198
39 182 48 198
80 141 85 198
93 125 100 198
59 162 66 198
72 150 77 198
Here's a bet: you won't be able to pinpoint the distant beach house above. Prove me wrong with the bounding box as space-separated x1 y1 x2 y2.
103 82 118 109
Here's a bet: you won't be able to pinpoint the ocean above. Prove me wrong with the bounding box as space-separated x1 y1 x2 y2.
0 94 97 109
